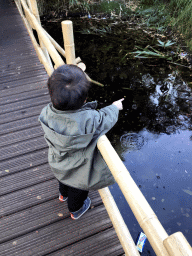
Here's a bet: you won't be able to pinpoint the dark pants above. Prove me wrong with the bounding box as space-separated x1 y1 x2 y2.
59 181 89 212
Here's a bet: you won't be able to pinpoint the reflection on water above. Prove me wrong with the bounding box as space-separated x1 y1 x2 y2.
42 18 192 254
147 72 179 107
120 133 145 151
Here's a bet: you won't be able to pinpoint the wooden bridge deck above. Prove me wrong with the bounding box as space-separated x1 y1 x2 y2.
0 1 124 255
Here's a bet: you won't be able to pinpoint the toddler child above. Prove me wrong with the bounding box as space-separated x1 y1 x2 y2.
39 64 124 220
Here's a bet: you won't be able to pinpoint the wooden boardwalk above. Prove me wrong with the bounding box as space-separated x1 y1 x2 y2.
0 1 124 255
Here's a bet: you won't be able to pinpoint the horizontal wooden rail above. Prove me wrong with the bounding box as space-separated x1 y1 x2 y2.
44 29 66 58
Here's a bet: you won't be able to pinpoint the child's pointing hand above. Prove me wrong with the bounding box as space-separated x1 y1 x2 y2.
112 98 124 110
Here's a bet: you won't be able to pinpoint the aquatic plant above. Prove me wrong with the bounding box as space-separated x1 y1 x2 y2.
157 40 176 49
131 45 172 60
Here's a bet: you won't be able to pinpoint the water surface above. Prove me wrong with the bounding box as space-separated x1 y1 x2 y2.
110 129 192 255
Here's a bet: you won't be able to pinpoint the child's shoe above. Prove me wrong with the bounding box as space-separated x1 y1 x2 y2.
59 193 68 202
70 197 91 220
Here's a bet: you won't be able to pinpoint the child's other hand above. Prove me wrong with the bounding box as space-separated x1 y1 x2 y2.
112 98 124 110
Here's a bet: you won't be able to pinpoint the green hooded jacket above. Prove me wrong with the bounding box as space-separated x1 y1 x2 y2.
38 101 119 190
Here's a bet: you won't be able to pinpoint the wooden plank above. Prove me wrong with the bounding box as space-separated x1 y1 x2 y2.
1 36 31 47
0 62 43 74
0 87 48 106
0 148 48 178
0 74 48 89
49 228 124 256
0 93 49 115
0 126 44 147
0 57 43 69
0 191 101 244
0 163 53 196
0 101 49 125
0 68 46 84
0 115 40 136
1 48 37 58
0 53 41 63
0 205 113 256
0 136 47 161
0 179 58 217
1 39 34 51
0 80 47 97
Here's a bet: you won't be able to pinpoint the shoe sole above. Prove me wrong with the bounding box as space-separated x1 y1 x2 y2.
59 196 68 202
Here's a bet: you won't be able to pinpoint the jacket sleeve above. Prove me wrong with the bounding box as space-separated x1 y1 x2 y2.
93 104 119 139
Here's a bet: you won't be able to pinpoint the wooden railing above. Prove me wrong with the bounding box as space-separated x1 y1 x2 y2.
14 1 192 255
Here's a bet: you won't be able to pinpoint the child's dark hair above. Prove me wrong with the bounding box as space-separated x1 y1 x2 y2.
47 64 90 110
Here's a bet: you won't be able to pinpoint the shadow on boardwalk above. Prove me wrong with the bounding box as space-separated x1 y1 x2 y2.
0 1 124 255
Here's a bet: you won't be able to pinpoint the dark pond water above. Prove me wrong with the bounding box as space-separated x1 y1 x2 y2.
42 18 192 255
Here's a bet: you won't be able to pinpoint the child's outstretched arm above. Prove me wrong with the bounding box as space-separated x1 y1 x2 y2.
112 98 124 110
92 98 124 138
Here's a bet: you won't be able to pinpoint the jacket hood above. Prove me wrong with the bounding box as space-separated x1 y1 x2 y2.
39 102 97 153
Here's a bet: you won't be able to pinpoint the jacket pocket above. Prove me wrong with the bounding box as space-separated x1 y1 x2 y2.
50 147 87 169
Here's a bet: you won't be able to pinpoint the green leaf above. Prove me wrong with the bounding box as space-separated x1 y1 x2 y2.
157 40 176 48
132 50 164 57
157 39 165 47
165 40 176 47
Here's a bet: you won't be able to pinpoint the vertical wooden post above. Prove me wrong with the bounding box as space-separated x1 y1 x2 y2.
61 20 76 64
163 232 192 256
